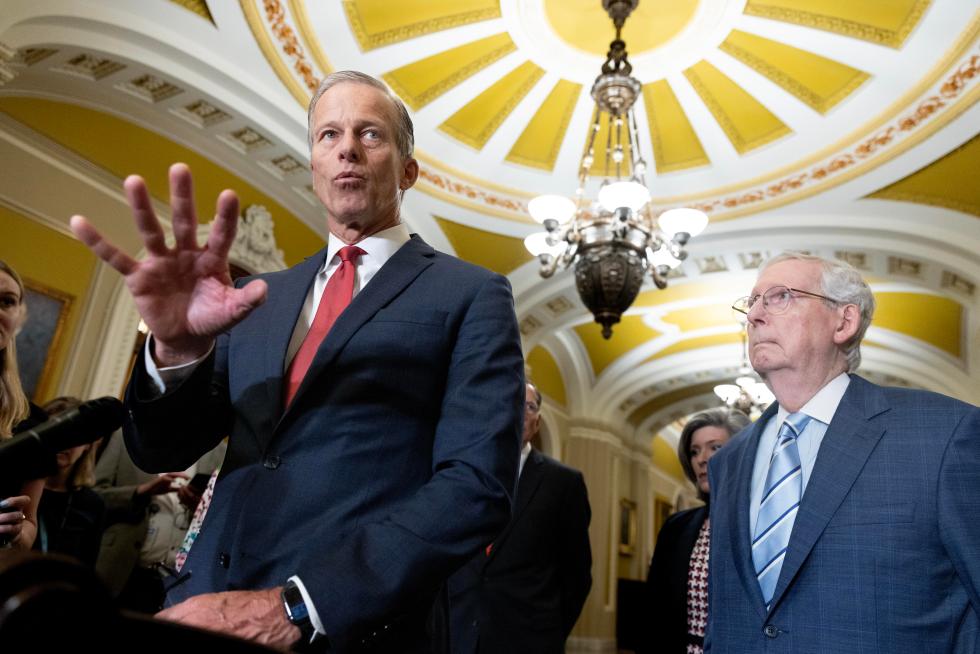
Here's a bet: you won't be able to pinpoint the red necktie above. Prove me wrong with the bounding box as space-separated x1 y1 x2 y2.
283 245 365 407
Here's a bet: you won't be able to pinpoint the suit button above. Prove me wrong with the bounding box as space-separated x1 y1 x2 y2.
218 552 230 568
763 625 779 638
264 455 281 469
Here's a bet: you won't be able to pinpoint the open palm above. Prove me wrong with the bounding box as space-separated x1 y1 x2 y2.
70 163 267 365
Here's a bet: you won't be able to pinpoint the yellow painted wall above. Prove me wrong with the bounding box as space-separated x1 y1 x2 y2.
0 97 323 267
0 207 97 402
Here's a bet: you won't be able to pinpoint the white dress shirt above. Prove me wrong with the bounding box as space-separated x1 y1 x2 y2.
749 372 850 535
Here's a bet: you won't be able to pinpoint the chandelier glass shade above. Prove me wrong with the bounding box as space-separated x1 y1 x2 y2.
524 0 708 338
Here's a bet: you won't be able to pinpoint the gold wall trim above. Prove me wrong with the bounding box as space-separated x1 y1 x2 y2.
744 0 932 49
343 0 500 51
290 0 333 76
262 0 319 94
415 171 533 223
691 53 980 221
643 80 710 173
414 151 534 199
168 0 216 24
239 0 310 107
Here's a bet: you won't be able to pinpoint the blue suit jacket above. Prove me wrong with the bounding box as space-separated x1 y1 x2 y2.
706 374 980 653
123 236 525 650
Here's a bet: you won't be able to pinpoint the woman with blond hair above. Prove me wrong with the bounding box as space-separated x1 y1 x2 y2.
0 259 45 549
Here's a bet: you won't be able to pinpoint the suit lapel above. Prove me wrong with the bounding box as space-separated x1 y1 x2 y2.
281 235 435 419
729 403 776 619
768 375 888 611
261 249 327 416
487 449 545 565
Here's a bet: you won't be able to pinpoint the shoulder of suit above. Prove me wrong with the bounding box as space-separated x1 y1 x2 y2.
533 451 586 483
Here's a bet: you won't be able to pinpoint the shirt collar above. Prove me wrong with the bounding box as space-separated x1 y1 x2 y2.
322 223 411 273
776 372 850 426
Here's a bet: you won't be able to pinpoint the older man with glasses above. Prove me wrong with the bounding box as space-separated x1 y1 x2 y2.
705 252 980 653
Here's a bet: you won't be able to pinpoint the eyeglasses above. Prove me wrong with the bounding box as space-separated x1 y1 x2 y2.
732 285 840 315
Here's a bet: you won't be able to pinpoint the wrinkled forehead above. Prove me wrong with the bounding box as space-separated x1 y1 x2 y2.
752 259 820 295
314 81 399 125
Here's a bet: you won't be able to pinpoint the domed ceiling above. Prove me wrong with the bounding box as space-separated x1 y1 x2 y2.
1 0 977 453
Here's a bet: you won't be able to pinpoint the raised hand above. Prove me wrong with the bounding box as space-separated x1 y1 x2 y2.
70 163 268 366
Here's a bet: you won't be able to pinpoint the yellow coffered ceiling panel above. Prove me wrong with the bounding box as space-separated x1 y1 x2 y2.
644 332 742 363
660 302 738 332
866 133 980 217
628 380 718 427
168 0 215 24
743 0 933 48
720 30 870 114
527 346 567 407
574 315 661 378
684 60 792 155
433 216 533 275
506 79 583 171
342 0 500 51
382 32 516 111
643 80 710 173
543 0 700 56
439 60 545 150
874 292 963 358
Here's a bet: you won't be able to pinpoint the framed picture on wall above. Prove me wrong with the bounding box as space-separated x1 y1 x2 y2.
16 279 72 401
619 498 638 556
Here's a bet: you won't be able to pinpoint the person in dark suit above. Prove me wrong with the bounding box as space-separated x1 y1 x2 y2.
707 252 980 653
69 71 525 651
639 407 748 654
448 382 592 654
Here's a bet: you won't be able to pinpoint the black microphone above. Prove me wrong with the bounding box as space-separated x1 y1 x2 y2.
0 397 125 488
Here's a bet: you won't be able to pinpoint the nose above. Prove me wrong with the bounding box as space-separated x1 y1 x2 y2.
338 130 361 162
746 295 767 326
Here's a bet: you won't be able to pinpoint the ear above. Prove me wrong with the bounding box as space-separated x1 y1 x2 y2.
832 303 861 346
400 157 419 191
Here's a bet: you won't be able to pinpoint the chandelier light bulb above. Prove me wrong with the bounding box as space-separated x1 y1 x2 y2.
597 180 650 212
649 246 682 269
658 207 709 238
528 194 577 225
524 231 564 257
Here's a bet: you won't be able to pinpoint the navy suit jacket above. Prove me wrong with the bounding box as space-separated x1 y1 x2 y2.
706 374 980 653
123 235 525 651
447 449 592 654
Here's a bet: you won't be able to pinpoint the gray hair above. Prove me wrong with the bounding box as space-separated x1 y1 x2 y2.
306 71 415 159
760 252 876 371
677 407 750 499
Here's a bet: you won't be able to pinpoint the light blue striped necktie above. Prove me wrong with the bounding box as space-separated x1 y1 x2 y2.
752 411 812 607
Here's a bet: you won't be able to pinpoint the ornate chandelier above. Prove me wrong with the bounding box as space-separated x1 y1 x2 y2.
523 0 708 338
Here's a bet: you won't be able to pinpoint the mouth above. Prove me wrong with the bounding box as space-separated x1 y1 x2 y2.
334 172 365 183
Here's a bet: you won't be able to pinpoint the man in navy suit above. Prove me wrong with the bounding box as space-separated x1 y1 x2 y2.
70 71 525 651
448 382 592 653
707 252 980 653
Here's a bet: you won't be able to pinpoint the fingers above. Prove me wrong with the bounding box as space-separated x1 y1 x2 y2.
70 215 139 276
229 279 268 323
123 175 169 257
169 163 200 250
205 189 241 261
0 496 29 511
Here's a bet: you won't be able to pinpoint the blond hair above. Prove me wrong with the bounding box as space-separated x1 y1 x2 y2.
0 260 29 438
42 397 98 488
